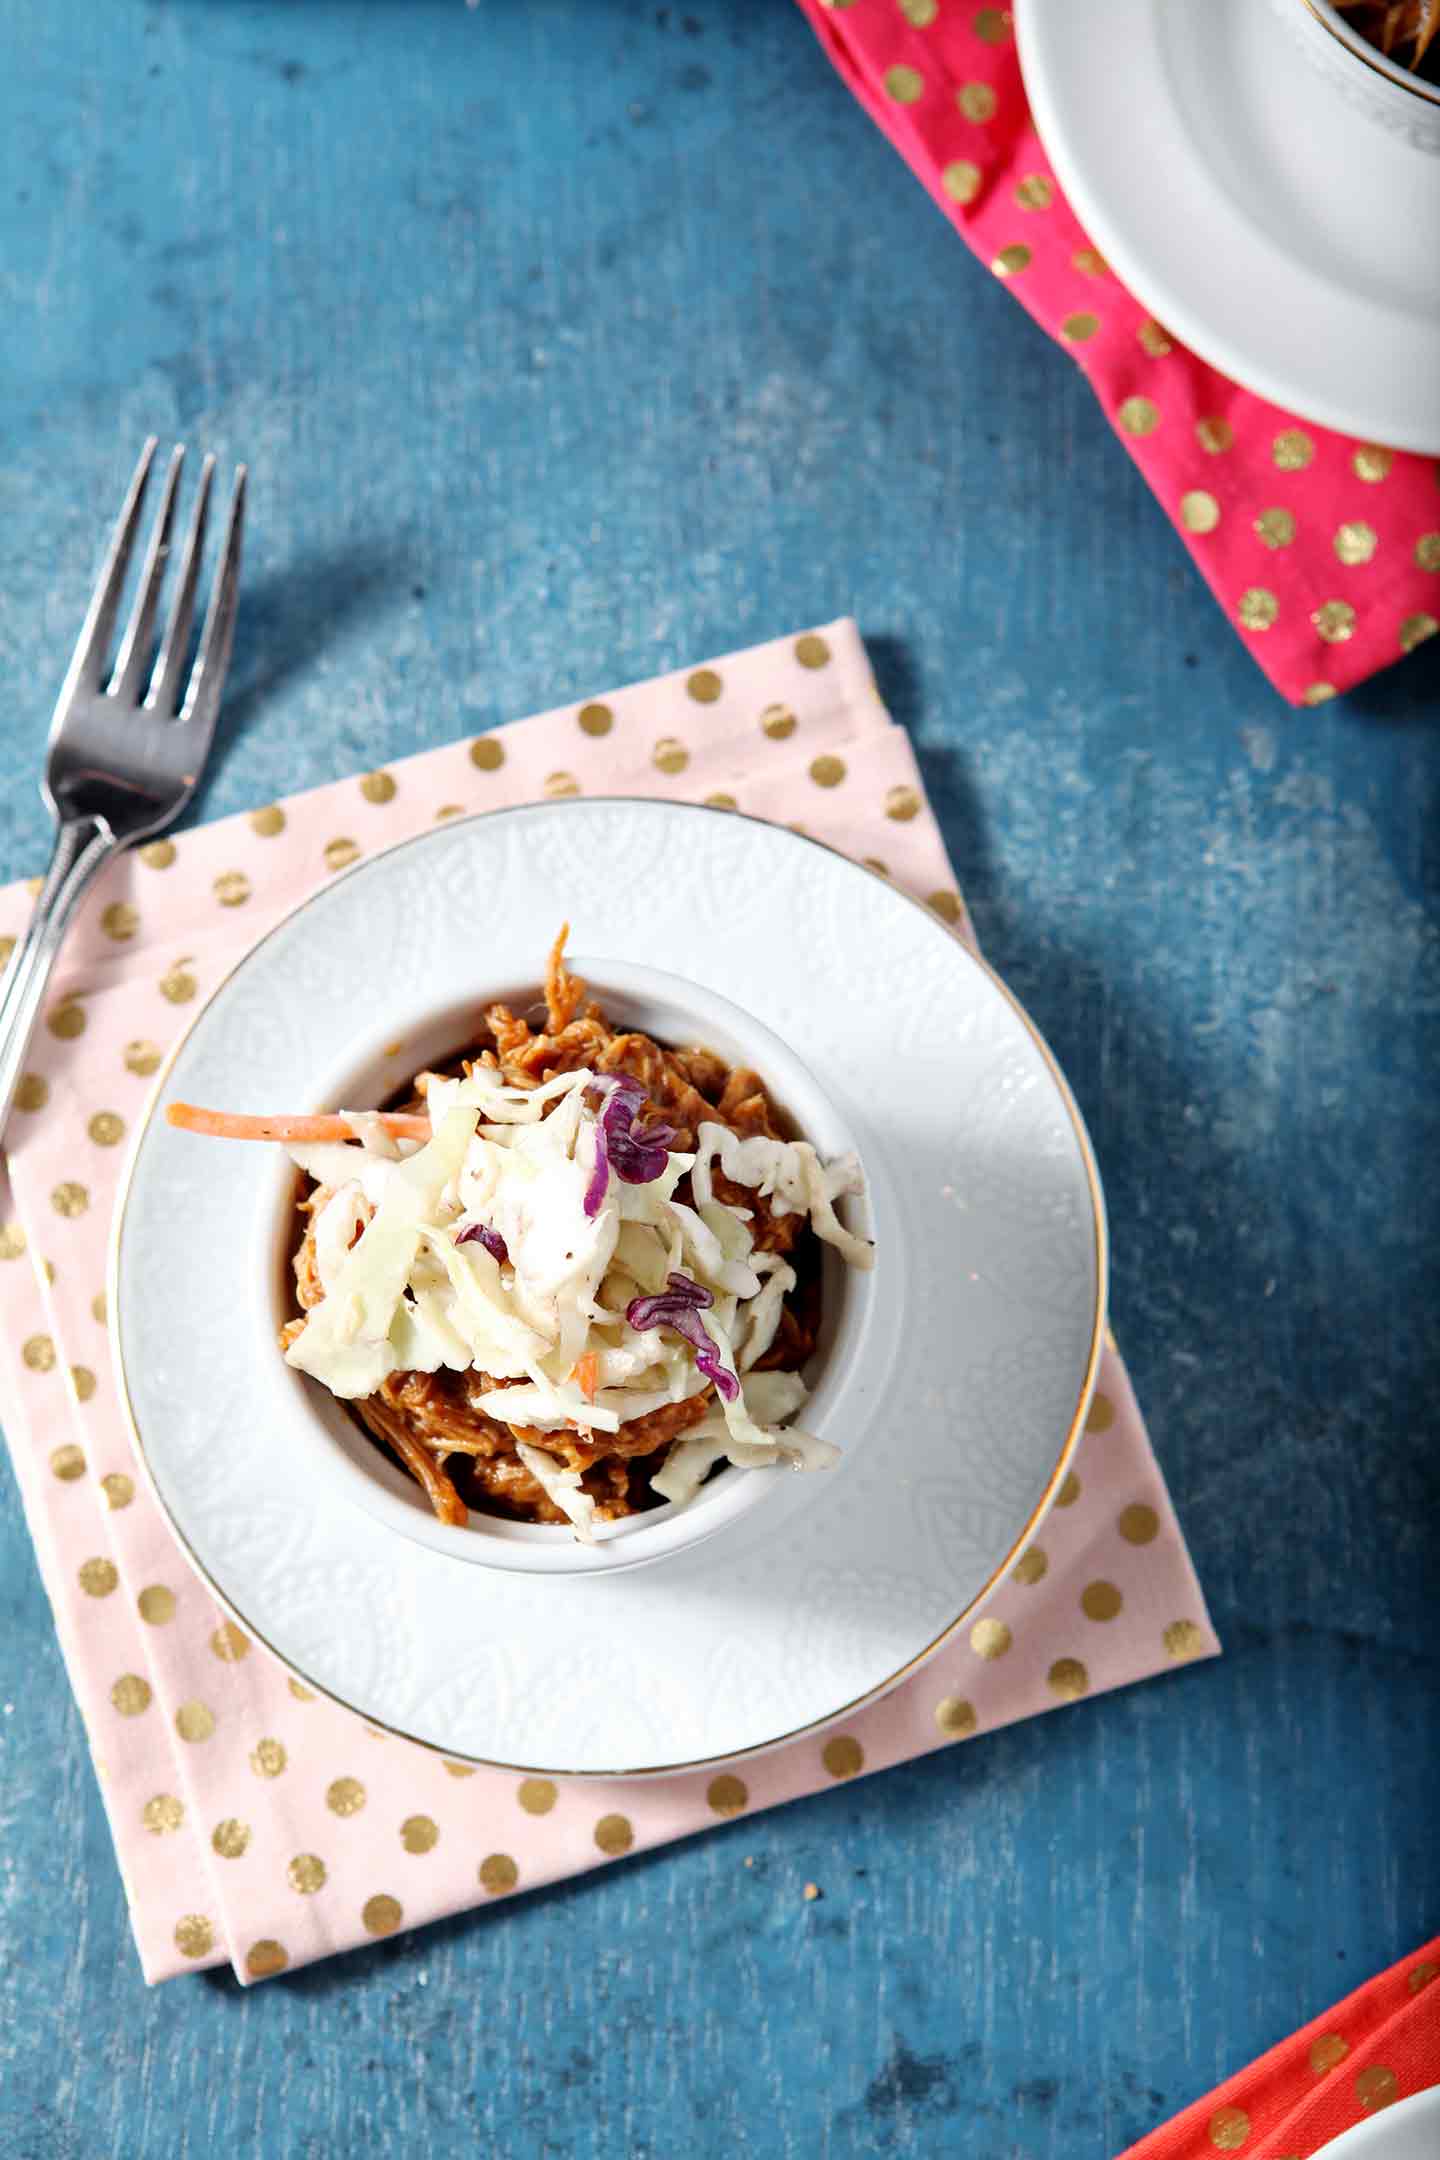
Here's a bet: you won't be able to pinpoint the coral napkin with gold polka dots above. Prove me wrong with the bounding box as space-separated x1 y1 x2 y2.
1119 1938 1440 2157
794 2 1440 707
0 619 1217 1984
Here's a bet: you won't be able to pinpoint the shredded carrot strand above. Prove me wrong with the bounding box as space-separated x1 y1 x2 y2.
572 1351 599 1403
165 1104 432 1144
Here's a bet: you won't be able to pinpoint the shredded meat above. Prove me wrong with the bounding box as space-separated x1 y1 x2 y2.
282 939 822 1528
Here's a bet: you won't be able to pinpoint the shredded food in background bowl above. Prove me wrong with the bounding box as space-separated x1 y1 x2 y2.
168 932 873 1540
1334 0 1440 77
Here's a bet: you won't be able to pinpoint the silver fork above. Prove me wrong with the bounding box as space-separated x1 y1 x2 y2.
0 439 246 1138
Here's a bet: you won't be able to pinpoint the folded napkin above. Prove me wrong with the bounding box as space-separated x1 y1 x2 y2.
1120 1937 1440 2158
0 619 1218 1983
795 2 1440 707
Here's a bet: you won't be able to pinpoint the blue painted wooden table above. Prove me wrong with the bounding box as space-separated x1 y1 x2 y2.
2 3 1437 2154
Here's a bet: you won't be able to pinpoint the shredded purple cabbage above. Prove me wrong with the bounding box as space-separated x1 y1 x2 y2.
625 1271 740 1403
456 1221 508 1265
582 1076 677 1219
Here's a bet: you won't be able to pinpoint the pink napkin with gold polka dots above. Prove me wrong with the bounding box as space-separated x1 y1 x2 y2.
794 1 1440 707
0 619 1218 1984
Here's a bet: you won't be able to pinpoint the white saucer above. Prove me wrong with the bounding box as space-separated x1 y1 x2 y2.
1322 2087 1440 2160
1018 0 1440 453
113 801 1105 1775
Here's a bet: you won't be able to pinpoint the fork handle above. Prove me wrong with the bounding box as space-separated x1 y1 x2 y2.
0 816 119 1141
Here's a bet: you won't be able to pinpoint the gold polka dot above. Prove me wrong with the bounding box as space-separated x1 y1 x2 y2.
1302 682 1336 707
51 1181 89 1219
324 836 360 873
1353 444 1393 483
822 1734 863 1779
325 1777 366 1818
1137 319 1173 357
1196 417 1234 454
707 1773 748 1816
1208 2105 1250 2149
577 701 613 736
250 805 286 836
885 784 921 822
518 1777 557 1815
400 1815 439 1855
1118 1503 1159 1545
1408 1961 1437 1993
174 1914 214 1960
469 737 505 771
1254 508 1297 554
288 1853 327 1894
479 1852 519 1894
251 1737 286 1777
899 0 937 21
1355 2066 1398 2113
212 1818 251 1859
138 1585 176 1625
125 1038 162 1075
795 632 831 669
1048 1657 1089 1702
159 963 196 1004
970 1616 1012 1659
245 1938 290 1978
48 999 85 1040
686 668 723 704
704 792 737 811
0 1221 24 1261
1309 2033 1349 2073
884 63 924 103
51 1443 86 1481
23 1334 56 1373
928 890 963 924
1400 612 1438 653
991 243 1031 276
543 771 581 798
863 857 889 876
176 1700 215 1743
594 1812 634 1856
974 5 1011 40
1012 1546 1048 1586
1238 588 1279 632
943 161 982 204
91 1290 107 1323
88 1110 125 1147
434 802 464 821
652 736 689 775
1334 521 1377 566
111 1673 152 1716
1273 428 1313 472
139 839 175 869
213 869 251 908
209 1622 250 1662
288 1679 315 1702
360 770 396 805
443 1761 475 1779
1072 247 1109 277
1015 175 1053 210
957 81 996 121
1061 312 1099 344
1117 397 1159 437
24 876 40 899
1086 1392 1115 1433
143 1793 183 1834
0 933 11 969
809 754 846 788
1081 1580 1124 1622
101 902 139 942
101 1473 133 1509
760 702 796 740
1164 1620 1206 1662
42 1259 54 1284
1313 600 1356 644
1055 1469 1081 1507
1180 491 1220 535
14 1072 49 1112
934 1696 977 1738
1415 533 1440 572
79 1557 118 1597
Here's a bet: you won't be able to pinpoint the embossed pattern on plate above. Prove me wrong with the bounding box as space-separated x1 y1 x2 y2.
115 801 1104 1774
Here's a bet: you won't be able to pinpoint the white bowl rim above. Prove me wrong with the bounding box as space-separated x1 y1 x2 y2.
1299 0 1440 111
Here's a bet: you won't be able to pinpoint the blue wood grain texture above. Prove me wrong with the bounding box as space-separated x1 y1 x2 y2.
1 2 1438 2153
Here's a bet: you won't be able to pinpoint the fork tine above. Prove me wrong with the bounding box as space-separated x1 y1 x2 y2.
178 465 246 739
58 439 158 699
110 444 184 703
147 453 213 712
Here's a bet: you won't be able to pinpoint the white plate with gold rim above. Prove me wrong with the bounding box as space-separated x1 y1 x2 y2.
1018 0 1440 453
113 801 1105 1776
